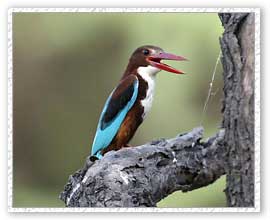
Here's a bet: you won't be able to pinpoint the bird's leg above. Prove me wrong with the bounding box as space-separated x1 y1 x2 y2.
124 144 133 148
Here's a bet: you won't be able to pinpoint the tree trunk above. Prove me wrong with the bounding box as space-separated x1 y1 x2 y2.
59 13 255 207
219 13 255 207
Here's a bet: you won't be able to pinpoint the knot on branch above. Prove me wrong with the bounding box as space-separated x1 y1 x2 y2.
60 127 226 207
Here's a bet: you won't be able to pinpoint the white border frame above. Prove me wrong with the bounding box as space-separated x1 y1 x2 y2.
7 7 260 212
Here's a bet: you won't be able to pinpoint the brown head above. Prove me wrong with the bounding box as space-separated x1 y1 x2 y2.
123 45 187 77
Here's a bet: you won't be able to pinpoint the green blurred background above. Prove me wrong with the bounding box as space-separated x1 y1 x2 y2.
13 12 225 208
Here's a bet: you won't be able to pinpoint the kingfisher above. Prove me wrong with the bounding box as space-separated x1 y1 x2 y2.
91 45 187 160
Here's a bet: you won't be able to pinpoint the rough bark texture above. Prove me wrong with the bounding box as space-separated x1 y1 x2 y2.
219 13 255 207
60 127 226 207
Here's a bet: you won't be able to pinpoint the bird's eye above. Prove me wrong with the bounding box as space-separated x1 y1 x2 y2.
142 49 150 55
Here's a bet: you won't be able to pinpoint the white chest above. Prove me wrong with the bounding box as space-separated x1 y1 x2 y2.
138 66 160 119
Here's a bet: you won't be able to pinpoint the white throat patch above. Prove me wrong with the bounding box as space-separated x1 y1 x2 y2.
138 65 160 119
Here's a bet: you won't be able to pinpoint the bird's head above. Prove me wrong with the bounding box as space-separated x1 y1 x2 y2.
127 45 187 75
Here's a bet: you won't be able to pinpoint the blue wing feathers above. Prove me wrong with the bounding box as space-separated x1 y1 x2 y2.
91 76 139 156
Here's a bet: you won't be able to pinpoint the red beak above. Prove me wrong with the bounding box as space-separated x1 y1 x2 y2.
147 52 187 74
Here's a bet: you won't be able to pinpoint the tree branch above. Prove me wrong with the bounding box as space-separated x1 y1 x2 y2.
60 127 226 207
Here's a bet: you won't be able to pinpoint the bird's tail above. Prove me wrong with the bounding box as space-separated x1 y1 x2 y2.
90 150 102 161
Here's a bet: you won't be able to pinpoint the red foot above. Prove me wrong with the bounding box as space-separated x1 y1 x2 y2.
124 144 133 148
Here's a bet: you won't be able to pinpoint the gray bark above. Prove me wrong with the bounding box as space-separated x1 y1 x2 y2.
219 13 255 207
60 127 226 207
59 13 255 207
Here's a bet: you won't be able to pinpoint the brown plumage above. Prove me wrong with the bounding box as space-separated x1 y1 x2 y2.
91 45 186 159
101 74 147 155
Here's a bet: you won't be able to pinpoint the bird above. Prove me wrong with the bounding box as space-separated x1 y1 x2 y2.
90 45 187 160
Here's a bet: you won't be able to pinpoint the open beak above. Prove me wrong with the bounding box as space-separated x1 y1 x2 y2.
147 52 187 74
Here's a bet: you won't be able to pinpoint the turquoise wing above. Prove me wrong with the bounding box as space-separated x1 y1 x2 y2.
91 75 139 158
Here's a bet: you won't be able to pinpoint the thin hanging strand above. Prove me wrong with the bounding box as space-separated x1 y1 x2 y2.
200 51 221 126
